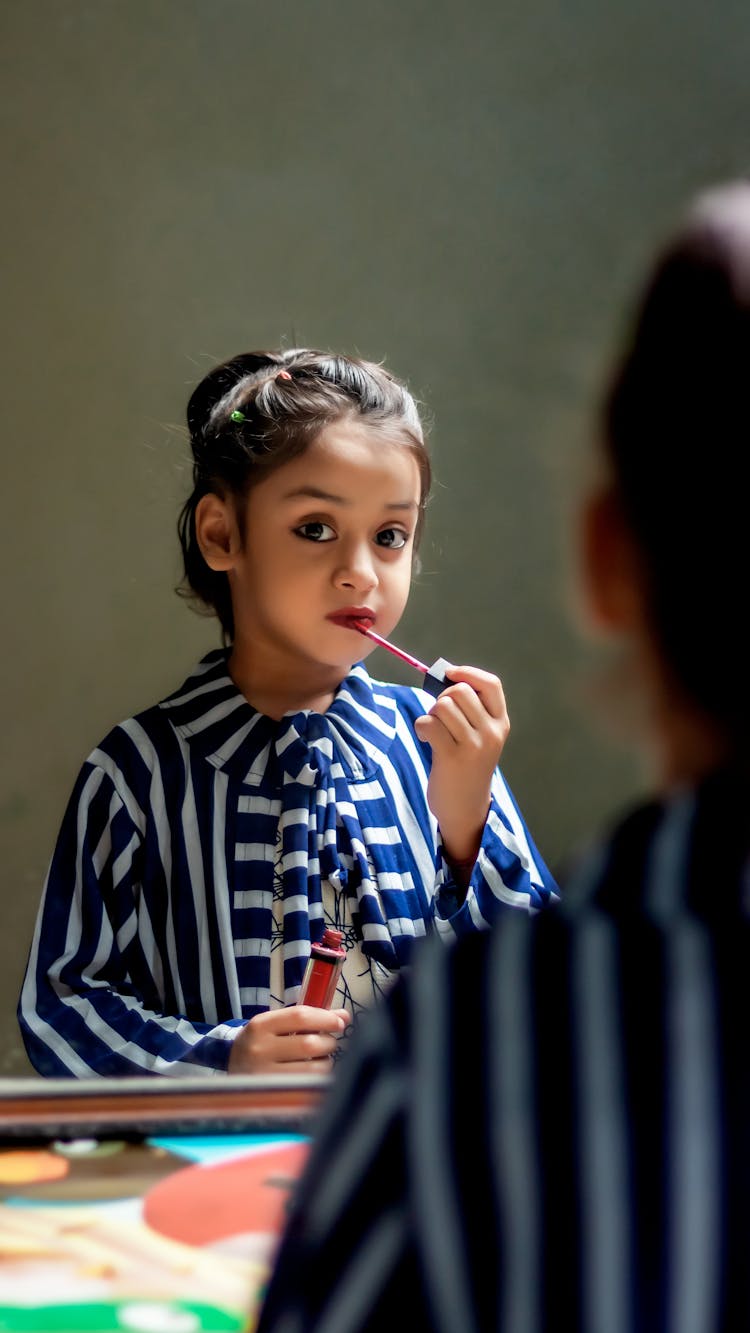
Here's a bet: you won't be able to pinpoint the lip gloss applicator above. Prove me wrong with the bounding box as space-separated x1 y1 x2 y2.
352 623 452 698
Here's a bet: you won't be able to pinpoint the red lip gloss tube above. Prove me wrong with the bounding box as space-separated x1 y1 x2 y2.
298 927 346 1008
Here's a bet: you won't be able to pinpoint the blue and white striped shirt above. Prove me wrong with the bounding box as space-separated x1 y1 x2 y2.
18 649 557 1078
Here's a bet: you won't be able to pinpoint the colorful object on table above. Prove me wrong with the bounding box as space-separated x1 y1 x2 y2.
0 1132 310 1331
144 1140 310 1245
0 1149 69 1187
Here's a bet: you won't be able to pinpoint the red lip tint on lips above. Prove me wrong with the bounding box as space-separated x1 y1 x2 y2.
351 620 451 698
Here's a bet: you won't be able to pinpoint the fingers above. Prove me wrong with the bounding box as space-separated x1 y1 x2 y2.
229 1040 340 1076
258 1005 350 1035
259 1059 336 1075
434 686 491 741
278 1028 345 1062
228 1006 351 1075
442 665 508 721
416 674 509 753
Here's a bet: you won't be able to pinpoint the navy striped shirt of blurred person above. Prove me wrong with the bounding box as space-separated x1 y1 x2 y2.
256 767 750 1331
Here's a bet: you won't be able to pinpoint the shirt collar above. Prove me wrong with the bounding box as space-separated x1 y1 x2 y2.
159 648 399 784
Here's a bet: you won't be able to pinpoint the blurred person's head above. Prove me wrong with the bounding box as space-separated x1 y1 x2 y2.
578 180 750 784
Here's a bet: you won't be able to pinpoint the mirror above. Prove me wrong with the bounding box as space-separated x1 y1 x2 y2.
4 0 743 1075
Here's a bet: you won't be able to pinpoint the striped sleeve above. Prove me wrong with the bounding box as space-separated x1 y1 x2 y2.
433 766 559 938
389 685 559 934
17 758 239 1078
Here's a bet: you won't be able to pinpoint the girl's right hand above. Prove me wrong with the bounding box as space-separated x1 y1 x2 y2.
227 1005 351 1075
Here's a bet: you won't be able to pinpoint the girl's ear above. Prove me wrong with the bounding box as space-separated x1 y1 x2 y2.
195 493 241 571
577 484 645 633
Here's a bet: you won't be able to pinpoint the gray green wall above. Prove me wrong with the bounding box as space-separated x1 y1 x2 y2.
3 0 750 1074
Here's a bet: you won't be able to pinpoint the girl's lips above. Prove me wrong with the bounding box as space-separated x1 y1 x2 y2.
328 612 375 630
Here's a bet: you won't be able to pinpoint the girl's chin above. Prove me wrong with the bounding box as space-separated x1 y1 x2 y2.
304 647 369 674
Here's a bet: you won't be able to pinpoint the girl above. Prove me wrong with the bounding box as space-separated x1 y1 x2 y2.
18 349 558 1078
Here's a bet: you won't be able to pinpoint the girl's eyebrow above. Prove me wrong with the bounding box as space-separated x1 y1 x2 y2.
282 485 417 511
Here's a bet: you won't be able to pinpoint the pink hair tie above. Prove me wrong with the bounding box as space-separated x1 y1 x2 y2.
277 369 292 382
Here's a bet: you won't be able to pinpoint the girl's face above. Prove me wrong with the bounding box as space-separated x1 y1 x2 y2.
226 418 422 679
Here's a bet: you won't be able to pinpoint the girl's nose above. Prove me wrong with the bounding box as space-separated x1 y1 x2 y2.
333 542 378 593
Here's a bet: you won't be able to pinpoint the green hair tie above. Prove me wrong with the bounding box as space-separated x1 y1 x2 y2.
230 409 246 423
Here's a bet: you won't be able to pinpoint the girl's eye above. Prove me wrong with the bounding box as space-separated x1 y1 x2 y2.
376 527 409 550
295 521 336 542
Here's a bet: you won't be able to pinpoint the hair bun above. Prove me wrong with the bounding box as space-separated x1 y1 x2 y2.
186 352 281 441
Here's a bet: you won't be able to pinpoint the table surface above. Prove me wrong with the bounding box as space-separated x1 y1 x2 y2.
0 1074 328 1138
0 1077 327 1332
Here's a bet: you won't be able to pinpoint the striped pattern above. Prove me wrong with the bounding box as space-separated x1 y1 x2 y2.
18 650 557 1078
256 766 750 1332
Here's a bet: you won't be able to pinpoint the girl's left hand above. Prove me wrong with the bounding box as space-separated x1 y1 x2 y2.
414 664 510 868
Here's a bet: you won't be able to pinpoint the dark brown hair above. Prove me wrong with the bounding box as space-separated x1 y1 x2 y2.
602 180 750 736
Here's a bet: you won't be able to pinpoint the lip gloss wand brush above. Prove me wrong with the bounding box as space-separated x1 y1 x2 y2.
352 623 451 698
